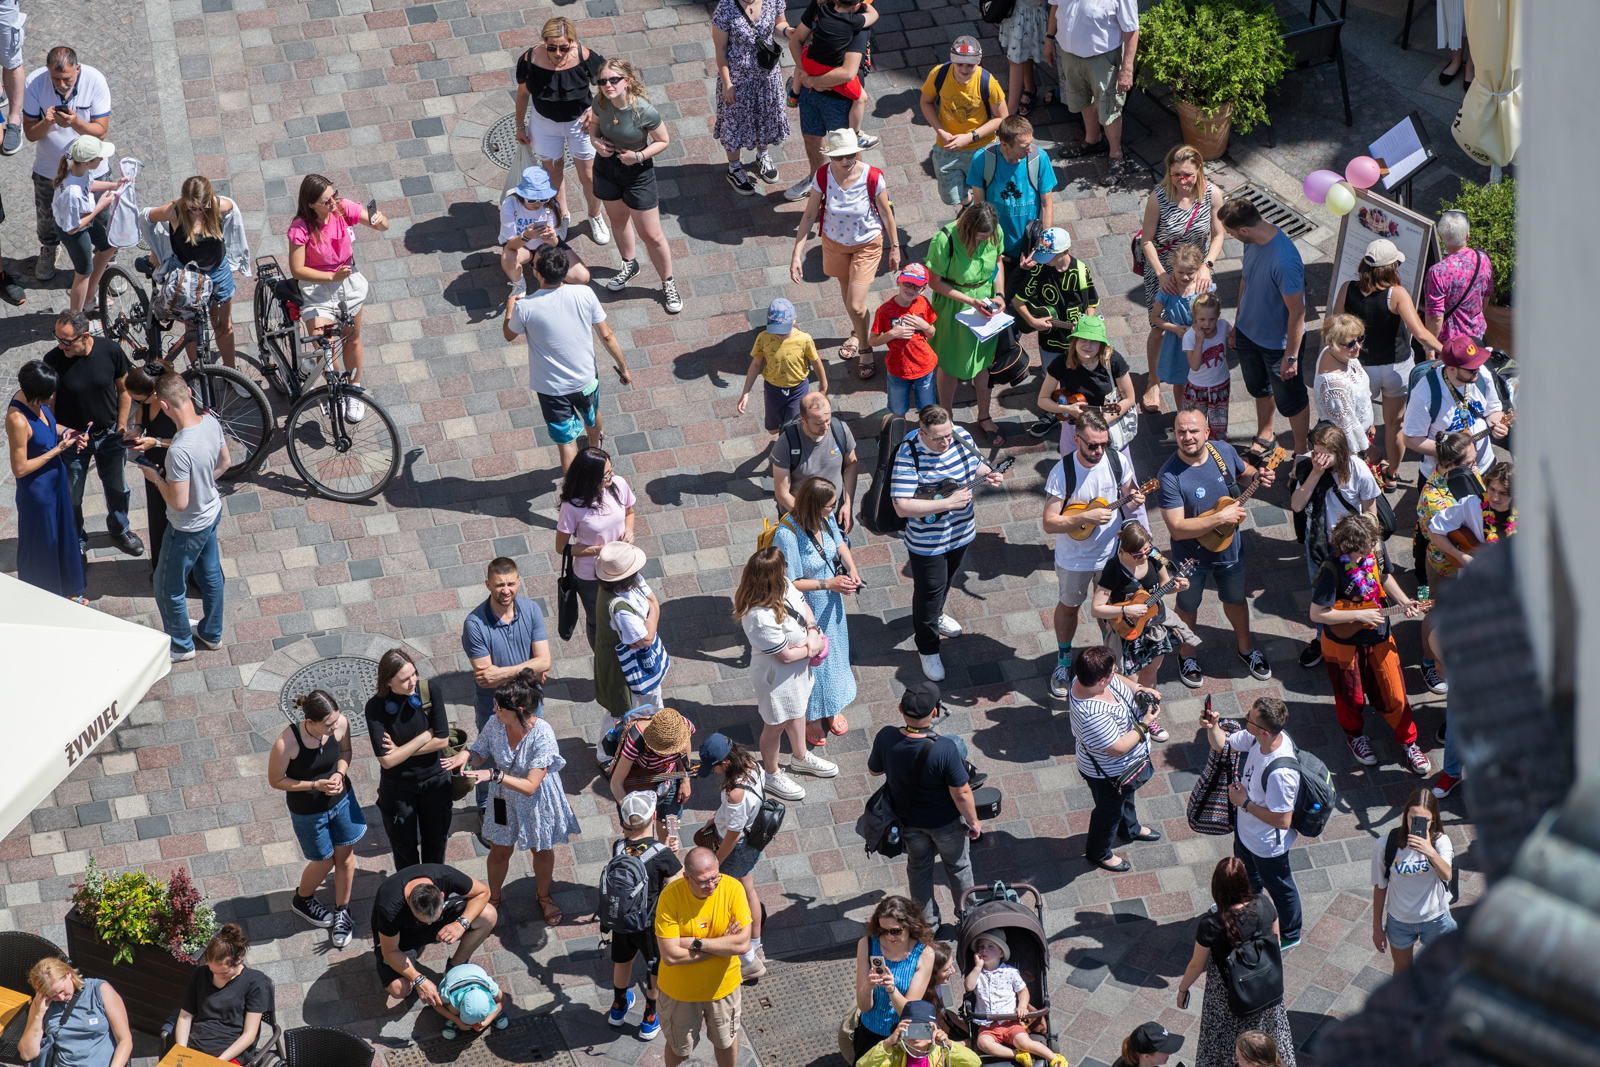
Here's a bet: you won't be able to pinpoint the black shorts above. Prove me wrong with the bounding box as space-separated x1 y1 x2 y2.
593 152 659 212
610 928 661 973
373 898 467 986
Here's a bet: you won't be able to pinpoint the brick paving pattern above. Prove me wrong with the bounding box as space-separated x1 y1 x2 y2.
0 0 1495 1065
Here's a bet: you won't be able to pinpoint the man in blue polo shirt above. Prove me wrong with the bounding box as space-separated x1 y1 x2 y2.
462 558 552 808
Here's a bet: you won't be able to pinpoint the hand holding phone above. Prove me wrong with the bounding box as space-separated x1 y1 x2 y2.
906 1023 934 1042
1178 988 1190 1009
870 954 887 974
1410 814 1430 838
133 452 161 472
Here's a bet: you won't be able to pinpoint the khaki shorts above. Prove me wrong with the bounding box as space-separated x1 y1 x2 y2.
660 988 742 1056
1057 44 1126 126
1056 565 1098 608
821 232 884 288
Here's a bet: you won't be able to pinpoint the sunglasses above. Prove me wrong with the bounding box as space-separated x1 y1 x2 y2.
1342 336 1365 348
597 75 627 86
880 925 905 937
1080 439 1108 452
316 190 340 207
546 43 573 53
1128 547 1151 558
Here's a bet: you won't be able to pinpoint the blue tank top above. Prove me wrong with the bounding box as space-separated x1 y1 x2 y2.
39 977 114 1067
862 937 925 1036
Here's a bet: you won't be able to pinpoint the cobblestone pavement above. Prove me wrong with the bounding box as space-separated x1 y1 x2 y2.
0 0 1493 1065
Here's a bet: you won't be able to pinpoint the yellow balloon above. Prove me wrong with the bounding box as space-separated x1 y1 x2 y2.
1325 182 1356 216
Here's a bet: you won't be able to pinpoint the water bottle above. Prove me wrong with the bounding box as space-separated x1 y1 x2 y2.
887 825 900 847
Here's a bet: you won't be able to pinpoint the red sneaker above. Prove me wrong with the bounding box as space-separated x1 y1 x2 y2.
1432 772 1461 798
1346 733 1377 766
1403 742 1431 776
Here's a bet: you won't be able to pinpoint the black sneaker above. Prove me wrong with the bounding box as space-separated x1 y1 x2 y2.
1435 719 1448 746
606 259 640 292
1239 648 1272 680
756 155 779 183
291 893 334 929
0 272 24 307
1422 665 1448 694
1179 657 1204 689
1298 640 1323 669
725 167 758 196
330 906 354 948
1026 414 1058 438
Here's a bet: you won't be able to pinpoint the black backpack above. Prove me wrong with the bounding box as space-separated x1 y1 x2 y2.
597 839 666 934
780 417 851 482
1221 905 1284 1016
1261 744 1336 839
857 735 936 856
978 0 1018 24
858 418 913 536
740 776 787 852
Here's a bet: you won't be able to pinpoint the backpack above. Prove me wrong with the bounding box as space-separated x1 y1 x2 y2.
978 0 1018 25
598 838 667 934
1260 743 1336 839
931 64 996 121
1407 360 1504 424
154 264 214 321
1220 906 1284 1016
816 164 887 233
857 417 913 536
980 145 1044 200
738 776 787 852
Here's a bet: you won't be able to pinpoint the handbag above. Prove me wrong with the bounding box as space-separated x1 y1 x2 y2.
735 0 783 70
1131 196 1203 277
1187 718 1243 835
556 545 580 642
1081 685 1153 790
1094 360 1139 451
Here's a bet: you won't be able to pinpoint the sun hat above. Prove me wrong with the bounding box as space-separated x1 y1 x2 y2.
596 542 646 582
975 930 1010 961
513 166 556 201
1128 1022 1185 1055
820 128 861 157
1361 238 1405 267
1037 227 1072 256
897 263 929 286
1067 315 1109 346
641 708 691 755
442 964 500 1026
767 297 796 335
1440 334 1488 370
67 135 114 164
697 732 734 776
950 36 983 61
620 790 657 827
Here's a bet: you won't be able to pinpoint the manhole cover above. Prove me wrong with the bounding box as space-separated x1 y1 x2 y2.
1225 181 1317 240
280 656 378 735
385 1012 578 1067
743 954 856 1067
483 115 521 171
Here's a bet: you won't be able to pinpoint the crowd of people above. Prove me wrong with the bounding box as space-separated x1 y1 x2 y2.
0 3 1503 1065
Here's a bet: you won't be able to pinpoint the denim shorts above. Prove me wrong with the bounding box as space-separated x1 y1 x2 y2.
1386 908 1456 949
886 369 937 416
799 87 852 138
720 838 764 879
289 789 369 861
1173 555 1248 611
930 145 975 207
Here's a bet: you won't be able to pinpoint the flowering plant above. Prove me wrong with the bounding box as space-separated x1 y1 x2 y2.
70 858 218 965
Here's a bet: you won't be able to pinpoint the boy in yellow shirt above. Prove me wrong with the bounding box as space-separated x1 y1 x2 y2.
919 37 1008 209
736 297 828 434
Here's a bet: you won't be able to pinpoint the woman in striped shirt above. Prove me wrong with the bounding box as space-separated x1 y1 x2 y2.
1068 646 1164 873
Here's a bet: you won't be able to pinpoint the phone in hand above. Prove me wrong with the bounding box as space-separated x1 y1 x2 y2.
870 955 886 974
133 452 161 472
1178 988 1190 1010
1409 814 1429 839
906 1023 934 1042
365 198 377 219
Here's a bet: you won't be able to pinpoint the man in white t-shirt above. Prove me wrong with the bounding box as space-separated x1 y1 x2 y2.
1200 695 1303 949
1399 336 1508 478
502 245 632 473
1041 410 1144 699
21 46 111 280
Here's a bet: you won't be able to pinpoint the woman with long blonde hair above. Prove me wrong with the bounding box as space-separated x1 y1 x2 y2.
147 175 244 371
514 17 610 246
1138 144 1225 411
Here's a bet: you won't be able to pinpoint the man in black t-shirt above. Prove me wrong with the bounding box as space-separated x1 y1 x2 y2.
371 863 498 1005
867 682 981 926
42 309 143 556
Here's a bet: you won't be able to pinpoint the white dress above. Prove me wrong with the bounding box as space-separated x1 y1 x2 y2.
999 0 1051 64
740 582 814 726
1314 349 1374 455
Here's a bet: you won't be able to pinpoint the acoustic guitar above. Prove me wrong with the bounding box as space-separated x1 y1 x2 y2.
1325 598 1433 641
1111 558 1197 640
912 456 1015 524
1062 478 1160 541
1053 392 1124 425
1193 446 1291 554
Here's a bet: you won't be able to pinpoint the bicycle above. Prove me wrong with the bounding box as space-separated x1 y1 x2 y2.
97 263 274 481
250 255 399 502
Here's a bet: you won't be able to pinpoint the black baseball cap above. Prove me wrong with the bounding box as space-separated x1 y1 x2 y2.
1129 1022 1185 1055
900 682 941 719
900 1000 937 1025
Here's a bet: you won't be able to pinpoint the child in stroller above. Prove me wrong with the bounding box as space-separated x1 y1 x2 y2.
966 932 1065 1067
952 883 1058 1064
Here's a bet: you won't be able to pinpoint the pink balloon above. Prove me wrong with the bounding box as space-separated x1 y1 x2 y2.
1302 169 1343 204
1345 156 1382 190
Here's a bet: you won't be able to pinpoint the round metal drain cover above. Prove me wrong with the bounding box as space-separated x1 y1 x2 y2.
482 114 521 171
280 656 377 734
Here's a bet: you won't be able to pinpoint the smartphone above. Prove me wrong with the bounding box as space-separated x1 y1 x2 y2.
493 796 508 826
906 1024 934 1042
133 452 161 471
1410 814 1429 838
870 955 886 973
365 198 377 219
1178 988 1190 1010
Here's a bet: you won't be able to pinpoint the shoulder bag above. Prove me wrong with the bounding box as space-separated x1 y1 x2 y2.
556 544 580 641
42 984 88 1067
1187 717 1244 835
1079 684 1152 789
1131 191 1203 277
734 0 784 70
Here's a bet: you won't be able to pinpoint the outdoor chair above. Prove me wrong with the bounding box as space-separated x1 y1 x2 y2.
1263 0 1354 146
283 1025 375 1067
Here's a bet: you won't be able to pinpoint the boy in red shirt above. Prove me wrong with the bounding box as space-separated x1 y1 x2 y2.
869 263 939 422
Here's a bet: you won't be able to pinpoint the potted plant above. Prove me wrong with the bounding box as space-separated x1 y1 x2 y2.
1439 177 1516 352
65 858 219 1034
1137 0 1291 160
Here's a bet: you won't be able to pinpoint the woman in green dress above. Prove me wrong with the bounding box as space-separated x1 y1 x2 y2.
927 201 1006 446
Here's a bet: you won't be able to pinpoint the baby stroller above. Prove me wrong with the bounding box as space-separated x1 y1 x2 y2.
950 882 1055 1057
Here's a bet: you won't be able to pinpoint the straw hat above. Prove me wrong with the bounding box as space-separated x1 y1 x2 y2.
641 708 690 755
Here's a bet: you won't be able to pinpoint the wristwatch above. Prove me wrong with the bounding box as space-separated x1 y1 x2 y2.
691 937 704 953
457 916 472 931
1204 259 1215 269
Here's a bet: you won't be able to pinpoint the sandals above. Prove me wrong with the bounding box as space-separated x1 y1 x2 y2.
806 725 828 748
977 419 1005 448
1016 90 1036 117
1243 435 1275 464
838 337 859 362
537 893 562 926
857 359 875 379
1039 88 1057 107
829 713 849 736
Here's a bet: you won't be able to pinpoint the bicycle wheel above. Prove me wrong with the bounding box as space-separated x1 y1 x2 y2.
98 267 156 354
186 364 274 479
252 280 294 394
285 386 399 502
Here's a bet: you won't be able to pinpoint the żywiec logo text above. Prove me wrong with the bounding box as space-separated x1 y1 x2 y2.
65 701 121 767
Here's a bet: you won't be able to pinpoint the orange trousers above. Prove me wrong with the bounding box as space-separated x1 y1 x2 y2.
1318 635 1417 743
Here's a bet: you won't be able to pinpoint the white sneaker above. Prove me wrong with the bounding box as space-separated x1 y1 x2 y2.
343 396 366 423
589 213 612 246
784 176 813 202
170 648 197 663
229 378 251 399
936 613 963 638
919 653 946 681
789 750 838 778
764 769 806 802
510 277 526 299
557 214 570 242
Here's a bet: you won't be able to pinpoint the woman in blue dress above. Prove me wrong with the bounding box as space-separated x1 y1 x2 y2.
6 361 87 601
449 668 579 926
772 476 862 748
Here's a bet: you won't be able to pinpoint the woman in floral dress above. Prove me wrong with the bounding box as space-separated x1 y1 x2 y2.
710 0 791 192
452 669 579 925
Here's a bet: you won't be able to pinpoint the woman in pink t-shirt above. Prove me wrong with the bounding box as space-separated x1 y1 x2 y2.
288 173 388 421
553 447 637 644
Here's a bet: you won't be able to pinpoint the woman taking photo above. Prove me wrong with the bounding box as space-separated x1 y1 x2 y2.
1137 145 1225 412
515 18 609 246
174 925 273 1064
7 360 86 600
1331 237 1440 488
851 896 935 1060
287 174 389 422
1311 313 1374 459
734 546 834 803
789 128 899 376
772 475 861 747
583 59 680 314
696 732 771 979
1089 523 1190 696
928 201 1003 444
450 669 579 924
1370 788 1455 972
1175 857 1295 1067
364 648 452 870
267 689 364 949
555 447 637 644
18 959 133 1067
146 176 246 372
710 0 791 194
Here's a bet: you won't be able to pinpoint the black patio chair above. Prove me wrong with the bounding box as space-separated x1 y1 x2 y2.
283 1025 374 1067
1263 0 1353 146
0 932 68 1065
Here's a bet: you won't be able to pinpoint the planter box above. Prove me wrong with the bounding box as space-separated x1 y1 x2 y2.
64 910 198 1035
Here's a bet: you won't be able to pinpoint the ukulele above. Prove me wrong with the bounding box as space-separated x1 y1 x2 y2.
1053 392 1124 425
1435 409 1515 446
1111 558 1197 640
1062 478 1160 541
617 762 702 793
1325 598 1433 641
1193 446 1291 553
913 456 1016 523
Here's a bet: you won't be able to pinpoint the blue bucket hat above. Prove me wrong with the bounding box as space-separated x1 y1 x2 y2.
514 166 556 202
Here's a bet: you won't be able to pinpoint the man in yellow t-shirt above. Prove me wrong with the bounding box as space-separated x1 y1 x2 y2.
654 847 753 1067
919 37 1008 209
736 297 827 435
